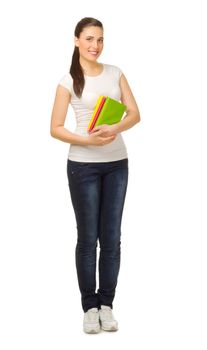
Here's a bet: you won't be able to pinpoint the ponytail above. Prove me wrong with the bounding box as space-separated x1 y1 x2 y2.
70 47 84 98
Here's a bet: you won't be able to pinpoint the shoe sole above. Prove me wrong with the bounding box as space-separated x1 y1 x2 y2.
84 329 100 334
101 325 118 332
84 324 101 334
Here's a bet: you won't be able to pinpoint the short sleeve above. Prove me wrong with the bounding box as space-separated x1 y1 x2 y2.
117 66 123 80
58 73 73 93
112 65 123 82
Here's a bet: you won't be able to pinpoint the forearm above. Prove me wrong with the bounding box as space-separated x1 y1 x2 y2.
51 126 89 145
113 111 140 133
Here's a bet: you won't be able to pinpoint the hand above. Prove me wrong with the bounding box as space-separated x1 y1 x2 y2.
88 124 118 138
86 127 117 146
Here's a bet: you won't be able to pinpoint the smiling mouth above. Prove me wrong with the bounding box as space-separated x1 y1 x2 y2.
88 51 99 55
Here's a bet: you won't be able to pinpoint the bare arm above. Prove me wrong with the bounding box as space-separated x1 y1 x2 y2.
114 73 141 133
50 85 88 145
50 85 116 146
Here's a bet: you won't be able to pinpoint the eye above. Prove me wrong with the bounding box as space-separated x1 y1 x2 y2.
98 38 104 43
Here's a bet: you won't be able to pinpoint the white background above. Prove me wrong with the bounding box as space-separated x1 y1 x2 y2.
0 0 207 349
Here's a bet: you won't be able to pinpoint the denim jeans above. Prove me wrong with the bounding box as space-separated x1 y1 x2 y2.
66 158 128 312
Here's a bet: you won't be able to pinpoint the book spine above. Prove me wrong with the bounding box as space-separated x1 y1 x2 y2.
88 96 106 131
94 97 111 127
87 96 103 131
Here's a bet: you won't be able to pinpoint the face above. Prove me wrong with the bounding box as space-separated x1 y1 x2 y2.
75 26 104 62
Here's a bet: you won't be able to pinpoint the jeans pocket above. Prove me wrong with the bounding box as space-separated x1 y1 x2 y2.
67 160 89 178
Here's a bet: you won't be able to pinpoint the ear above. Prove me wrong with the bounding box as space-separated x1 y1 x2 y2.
74 36 79 47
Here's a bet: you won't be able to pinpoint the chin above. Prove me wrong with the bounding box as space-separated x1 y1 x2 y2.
87 55 99 61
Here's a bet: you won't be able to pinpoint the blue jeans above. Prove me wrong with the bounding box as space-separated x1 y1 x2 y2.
66 158 128 312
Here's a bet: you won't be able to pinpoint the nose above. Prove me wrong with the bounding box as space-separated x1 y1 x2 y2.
92 41 98 49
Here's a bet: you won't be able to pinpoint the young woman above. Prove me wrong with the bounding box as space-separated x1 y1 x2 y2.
50 17 140 334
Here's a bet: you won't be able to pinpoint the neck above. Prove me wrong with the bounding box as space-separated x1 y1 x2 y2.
79 57 101 73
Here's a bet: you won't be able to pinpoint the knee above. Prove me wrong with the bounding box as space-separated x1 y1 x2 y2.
100 240 121 257
76 240 97 255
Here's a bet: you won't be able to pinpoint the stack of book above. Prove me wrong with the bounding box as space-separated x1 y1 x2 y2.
87 96 127 132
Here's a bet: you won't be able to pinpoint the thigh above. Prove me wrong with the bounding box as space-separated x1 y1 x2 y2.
67 160 102 242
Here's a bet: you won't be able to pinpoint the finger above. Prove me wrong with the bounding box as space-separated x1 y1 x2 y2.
92 129 104 136
96 129 106 136
101 135 116 143
90 126 102 133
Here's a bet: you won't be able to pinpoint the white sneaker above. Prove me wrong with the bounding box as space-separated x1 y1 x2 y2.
83 307 100 334
99 305 118 331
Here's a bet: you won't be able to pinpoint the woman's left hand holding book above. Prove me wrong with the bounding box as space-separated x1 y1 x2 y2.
88 123 118 138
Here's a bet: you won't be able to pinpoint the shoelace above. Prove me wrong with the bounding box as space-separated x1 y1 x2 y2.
100 308 114 321
87 308 99 322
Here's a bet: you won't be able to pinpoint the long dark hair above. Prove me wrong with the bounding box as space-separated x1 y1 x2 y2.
69 17 103 98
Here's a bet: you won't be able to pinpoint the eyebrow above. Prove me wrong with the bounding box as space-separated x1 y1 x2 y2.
85 36 104 39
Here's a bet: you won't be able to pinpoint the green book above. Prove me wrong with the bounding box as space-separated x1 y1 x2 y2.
88 96 127 131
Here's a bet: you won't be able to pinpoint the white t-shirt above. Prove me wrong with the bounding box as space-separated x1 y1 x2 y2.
58 63 128 162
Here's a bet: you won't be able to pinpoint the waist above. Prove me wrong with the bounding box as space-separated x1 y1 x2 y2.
68 134 128 162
